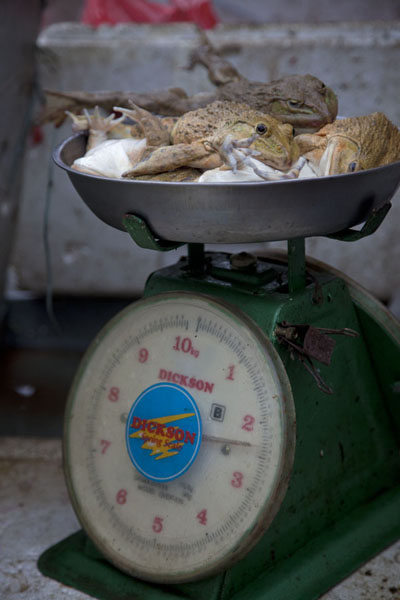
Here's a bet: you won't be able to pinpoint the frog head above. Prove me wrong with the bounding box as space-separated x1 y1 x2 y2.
212 113 298 171
265 74 338 135
295 129 360 176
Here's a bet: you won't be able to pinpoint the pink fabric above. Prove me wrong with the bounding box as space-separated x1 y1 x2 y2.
81 0 218 29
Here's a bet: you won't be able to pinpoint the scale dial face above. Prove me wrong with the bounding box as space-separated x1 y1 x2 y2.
64 292 295 583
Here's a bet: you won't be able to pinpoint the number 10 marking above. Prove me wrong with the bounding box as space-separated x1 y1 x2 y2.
173 336 199 358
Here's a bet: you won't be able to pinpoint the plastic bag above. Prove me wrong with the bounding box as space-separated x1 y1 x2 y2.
81 0 218 29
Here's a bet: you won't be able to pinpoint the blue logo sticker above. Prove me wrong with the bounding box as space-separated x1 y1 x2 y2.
125 383 202 482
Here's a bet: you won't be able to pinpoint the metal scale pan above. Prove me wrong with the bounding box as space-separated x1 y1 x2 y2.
54 133 400 244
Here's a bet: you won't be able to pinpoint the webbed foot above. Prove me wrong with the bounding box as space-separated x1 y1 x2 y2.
65 111 89 132
82 106 125 150
113 102 172 146
212 134 262 172
252 156 307 181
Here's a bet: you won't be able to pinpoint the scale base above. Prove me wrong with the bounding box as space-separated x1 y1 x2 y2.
38 485 400 600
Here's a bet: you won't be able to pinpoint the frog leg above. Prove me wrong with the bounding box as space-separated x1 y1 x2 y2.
66 108 138 143
188 31 242 87
210 134 262 172
40 87 201 126
133 168 201 182
82 107 125 150
65 111 90 132
122 141 213 178
294 132 327 174
114 103 172 146
251 156 307 181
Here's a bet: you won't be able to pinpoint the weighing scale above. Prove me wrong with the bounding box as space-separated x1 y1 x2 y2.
39 132 400 600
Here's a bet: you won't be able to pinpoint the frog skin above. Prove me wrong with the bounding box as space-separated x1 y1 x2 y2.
68 102 299 180
188 36 338 134
133 167 201 182
295 112 400 176
40 36 337 135
119 101 299 178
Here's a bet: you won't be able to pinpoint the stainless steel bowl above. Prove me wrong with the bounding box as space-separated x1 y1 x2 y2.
54 133 400 244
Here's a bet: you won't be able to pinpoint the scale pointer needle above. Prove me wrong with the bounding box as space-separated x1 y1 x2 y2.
202 434 252 447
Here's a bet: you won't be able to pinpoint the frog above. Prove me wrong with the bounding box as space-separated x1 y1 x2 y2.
188 34 338 134
118 100 300 178
39 35 337 135
294 112 400 176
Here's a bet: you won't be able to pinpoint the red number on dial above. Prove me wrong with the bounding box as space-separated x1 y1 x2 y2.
231 472 243 488
138 348 149 363
242 414 255 431
108 386 120 402
152 516 163 533
197 509 207 525
116 489 127 504
100 439 111 454
173 336 199 357
226 365 235 381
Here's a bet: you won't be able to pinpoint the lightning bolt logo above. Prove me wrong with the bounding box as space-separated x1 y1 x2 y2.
129 413 195 460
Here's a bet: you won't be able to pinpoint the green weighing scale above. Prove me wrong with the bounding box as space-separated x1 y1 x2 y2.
38 132 400 600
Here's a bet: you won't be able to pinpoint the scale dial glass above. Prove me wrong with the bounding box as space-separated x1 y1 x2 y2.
64 292 295 583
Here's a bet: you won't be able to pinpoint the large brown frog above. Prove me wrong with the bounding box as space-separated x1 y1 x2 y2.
295 112 400 176
118 101 299 178
188 37 338 134
40 35 337 135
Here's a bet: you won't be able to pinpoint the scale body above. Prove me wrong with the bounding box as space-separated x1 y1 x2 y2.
38 135 400 600
41 243 400 600
139 247 400 594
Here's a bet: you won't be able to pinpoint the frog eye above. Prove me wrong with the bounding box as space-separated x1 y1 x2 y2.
288 99 303 108
256 123 268 135
348 161 358 172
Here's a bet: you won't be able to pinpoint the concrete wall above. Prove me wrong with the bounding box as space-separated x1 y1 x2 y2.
211 0 400 23
9 22 400 307
0 1 42 309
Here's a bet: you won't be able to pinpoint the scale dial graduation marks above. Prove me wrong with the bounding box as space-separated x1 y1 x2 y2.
64 292 295 583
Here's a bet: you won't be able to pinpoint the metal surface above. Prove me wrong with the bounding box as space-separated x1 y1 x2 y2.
54 133 400 244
